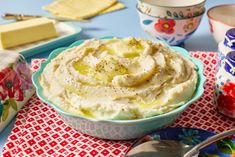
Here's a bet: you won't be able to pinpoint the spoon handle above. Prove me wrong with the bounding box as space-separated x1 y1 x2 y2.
183 128 235 157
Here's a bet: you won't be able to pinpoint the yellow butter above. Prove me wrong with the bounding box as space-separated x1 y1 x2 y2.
0 17 58 49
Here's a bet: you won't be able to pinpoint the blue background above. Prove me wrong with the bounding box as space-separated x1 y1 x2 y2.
0 0 234 154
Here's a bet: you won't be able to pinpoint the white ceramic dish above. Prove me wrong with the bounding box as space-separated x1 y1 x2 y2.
207 4 235 43
5 22 82 58
137 0 205 19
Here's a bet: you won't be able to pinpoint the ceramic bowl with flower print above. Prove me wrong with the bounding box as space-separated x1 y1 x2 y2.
137 7 204 45
207 4 235 43
126 127 235 157
137 0 205 19
0 52 35 132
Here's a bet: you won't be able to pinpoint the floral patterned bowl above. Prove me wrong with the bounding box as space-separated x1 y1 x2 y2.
137 0 205 19
137 6 204 45
32 37 206 140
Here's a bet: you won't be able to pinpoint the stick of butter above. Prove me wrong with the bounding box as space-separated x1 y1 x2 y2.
0 17 58 49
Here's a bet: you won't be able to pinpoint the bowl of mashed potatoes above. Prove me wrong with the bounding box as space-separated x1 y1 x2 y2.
32 37 205 140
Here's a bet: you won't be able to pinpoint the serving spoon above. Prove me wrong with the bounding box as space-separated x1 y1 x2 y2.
126 128 235 157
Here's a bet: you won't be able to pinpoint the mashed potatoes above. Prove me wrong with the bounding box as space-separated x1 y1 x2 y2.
39 38 198 120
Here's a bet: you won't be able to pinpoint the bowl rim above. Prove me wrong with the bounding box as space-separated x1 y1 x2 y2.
138 0 206 8
32 37 206 124
136 4 205 20
207 4 235 27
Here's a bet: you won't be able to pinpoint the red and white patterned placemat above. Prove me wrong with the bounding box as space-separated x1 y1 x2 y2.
2 52 235 157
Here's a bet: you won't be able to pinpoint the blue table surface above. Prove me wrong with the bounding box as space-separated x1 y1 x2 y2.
0 0 234 154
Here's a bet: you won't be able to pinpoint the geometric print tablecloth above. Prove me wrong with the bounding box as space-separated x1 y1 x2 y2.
2 51 235 157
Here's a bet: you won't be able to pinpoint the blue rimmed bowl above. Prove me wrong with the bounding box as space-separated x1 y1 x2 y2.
32 37 206 140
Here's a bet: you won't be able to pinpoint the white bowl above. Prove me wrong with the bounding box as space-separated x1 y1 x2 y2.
137 0 205 19
207 4 235 43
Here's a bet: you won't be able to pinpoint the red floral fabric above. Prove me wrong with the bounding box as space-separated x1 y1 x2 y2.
154 19 176 34
0 67 23 101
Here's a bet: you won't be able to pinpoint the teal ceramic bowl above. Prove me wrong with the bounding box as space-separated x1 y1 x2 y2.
32 37 206 140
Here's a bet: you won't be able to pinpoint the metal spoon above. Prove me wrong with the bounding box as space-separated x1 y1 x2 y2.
126 128 235 157
184 128 235 157
126 140 193 157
